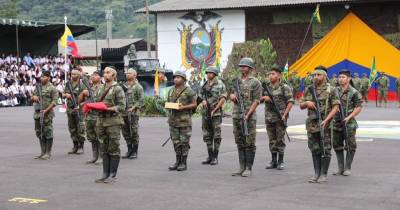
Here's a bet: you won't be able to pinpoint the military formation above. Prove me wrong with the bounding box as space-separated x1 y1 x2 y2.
34 56 400 184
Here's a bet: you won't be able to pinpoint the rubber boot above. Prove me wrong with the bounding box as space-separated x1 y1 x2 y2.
131 144 138 159
76 141 84 155
277 153 285 170
308 154 321 183
343 150 355 176
95 153 110 183
104 155 120 183
168 155 180 170
241 149 255 177
232 149 246 176
177 155 188 171
41 138 53 160
202 148 213 164
333 150 344 175
68 141 78 154
265 152 278 169
319 156 331 183
86 141 99 164
210 149 218 165
34 138 46 159
122 144 133 159
94 143 103 165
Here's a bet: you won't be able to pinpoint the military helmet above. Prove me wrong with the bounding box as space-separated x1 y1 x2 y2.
354 72 359 77
238 57 255 69
173 70 187 80
205 66 219 75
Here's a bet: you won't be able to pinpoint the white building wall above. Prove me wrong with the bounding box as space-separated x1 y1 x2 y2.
157 10 245 71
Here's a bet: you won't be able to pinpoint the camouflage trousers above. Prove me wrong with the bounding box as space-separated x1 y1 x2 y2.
332 129 357 152
97 124 121 156
378 89 388 102
122 115 139 145
202 115 222 150
34 117 54 140
266 120 286 154
233 118 257 151
67 112 86 143
307 129 332 156
169 126 191 156
360 90 369 101
85 119 99 143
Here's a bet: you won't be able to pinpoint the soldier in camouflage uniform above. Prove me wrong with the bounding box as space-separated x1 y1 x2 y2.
200 67 227 165
262 65 294 170
377 73 390 107
95 67 126 183
300 66 340 183
79 71 102 164
166 71 197 171
352 73 361 91
63 69 87 155
332 70 363 177
304 72 313 90
330 74 338 87
121 69 144 159
288 71 301 102
360 73 371 104
229 58 262 177
31 71 58 160
396 76 400 108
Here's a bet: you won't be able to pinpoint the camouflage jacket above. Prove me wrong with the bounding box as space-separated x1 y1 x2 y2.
352 77 361 91
33 83 58 120
304 75 313 88
301 82 340 133
97 82 126 127
64 80 87 114
289 75 301 90
333 86 362 131
360 78 370 91
330 78 338 87
86 83 102 121
263 81 294 123
200 77 227 117
377 76 389 90
230 76 262 121
167 85 196 127
122 80 144 117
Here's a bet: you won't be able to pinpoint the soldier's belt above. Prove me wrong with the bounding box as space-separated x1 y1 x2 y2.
98 112 118 118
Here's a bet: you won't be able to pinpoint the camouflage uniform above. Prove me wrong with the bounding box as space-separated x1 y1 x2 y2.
360 76 370 102
33 83 58 159
304 74 313 89
377 75 390 106
121 80 144 159
289 75 301 101
96 81 126 182
231 77 262 175
64 80 87 154
263 81 294 169
330 77 338 87
200 77 227 164
84 83 102 163
301 82 340 182
352 74 361 91
332 86 362 175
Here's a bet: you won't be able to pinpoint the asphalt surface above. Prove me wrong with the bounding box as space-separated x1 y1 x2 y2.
0 103 399 210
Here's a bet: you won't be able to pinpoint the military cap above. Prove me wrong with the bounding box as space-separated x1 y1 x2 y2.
270 64 282 73
339 69 351 77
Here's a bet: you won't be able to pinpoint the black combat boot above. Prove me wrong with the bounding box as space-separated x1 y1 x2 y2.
86 141 99 164
210 149 218 165
34 138 46 159
41 138 53 160
169 155 180 171
68 141 78 154
265 152 278 169
94 143 103 165
76 141 84 154
95 153 110 183
277 153 285 170
343 150 355 176
333 150 344 175
177 155 188 171
131 144 138 159
308 154 321 183
232 149 246 176
202 148 213 164
319 156 331 183
122 144 133 159
104 155 120 183
241 149 255 177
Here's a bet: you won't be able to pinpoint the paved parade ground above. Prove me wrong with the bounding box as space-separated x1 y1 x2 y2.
1 104 400 210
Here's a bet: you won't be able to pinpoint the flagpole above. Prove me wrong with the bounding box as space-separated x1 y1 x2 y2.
64 16 68 84
296 15 314 60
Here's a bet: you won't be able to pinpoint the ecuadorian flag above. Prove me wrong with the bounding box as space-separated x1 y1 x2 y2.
60 26 80 57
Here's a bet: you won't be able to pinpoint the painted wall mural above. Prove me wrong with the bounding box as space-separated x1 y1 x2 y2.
178 11 223 69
